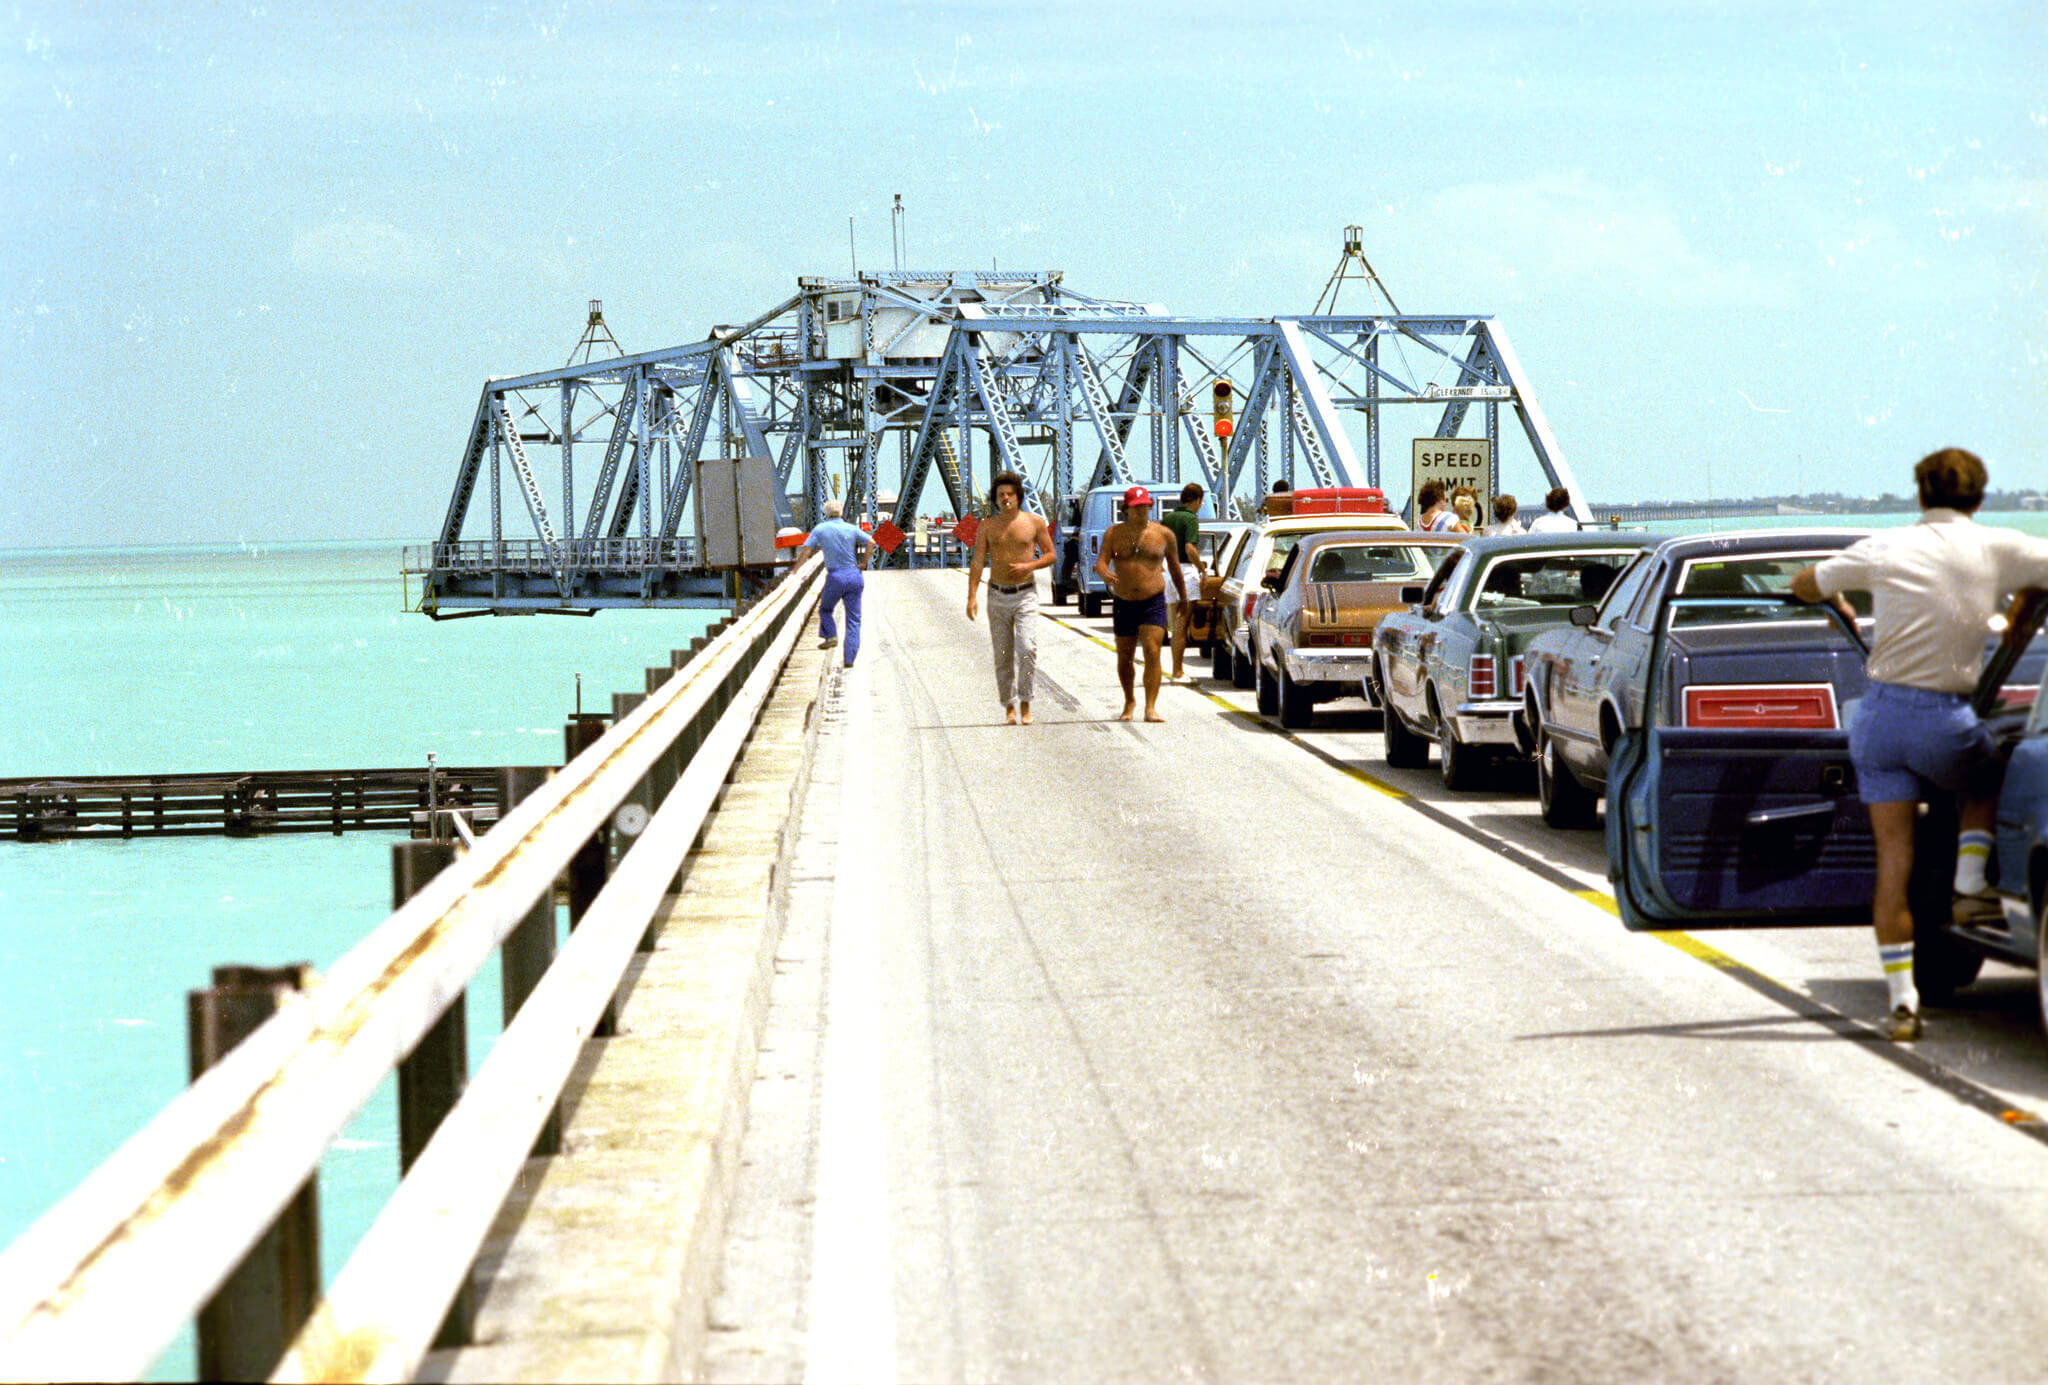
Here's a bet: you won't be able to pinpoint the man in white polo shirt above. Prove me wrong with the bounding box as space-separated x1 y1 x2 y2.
1794 448 2048 1041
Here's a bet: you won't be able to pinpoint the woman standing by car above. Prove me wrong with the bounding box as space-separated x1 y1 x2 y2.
1793 447 2048 1042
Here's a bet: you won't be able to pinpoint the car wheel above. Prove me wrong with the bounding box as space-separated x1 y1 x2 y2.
1514 690 1541 757
1080 592 1100 619
1279 667 1314 729
1212 637 1233 682
1435 695 1483 790
1255 656 1281 717
1232 637 1256 689
1383 699 1430 770
2037 894 2048 1044
1536 726 1598 829
1908 794 1985 1004
1052 582 1069 607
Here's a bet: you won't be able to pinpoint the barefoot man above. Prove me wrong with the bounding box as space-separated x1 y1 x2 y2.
1095 485 1187 722
965 470 1056 725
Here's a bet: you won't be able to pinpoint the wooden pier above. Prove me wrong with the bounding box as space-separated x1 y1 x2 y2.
1 766 506 842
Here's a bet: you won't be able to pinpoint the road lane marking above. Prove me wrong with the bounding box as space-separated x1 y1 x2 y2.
1043 606 2048 1147
805 667 898 1384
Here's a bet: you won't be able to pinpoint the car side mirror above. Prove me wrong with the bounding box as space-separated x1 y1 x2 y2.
1400 584 1426 604
1261 572 1283 592
1568 604 1598 627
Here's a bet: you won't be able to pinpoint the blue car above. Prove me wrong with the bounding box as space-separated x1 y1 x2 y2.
1596 558 2048 999
1520 530 1871 830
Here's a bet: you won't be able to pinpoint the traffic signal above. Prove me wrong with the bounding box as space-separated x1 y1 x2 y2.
1212 379 1234 438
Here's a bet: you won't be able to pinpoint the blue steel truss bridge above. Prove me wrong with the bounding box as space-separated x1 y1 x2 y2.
403 270 1591 616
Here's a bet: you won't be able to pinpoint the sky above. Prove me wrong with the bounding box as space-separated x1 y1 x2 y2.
2 0 2042 548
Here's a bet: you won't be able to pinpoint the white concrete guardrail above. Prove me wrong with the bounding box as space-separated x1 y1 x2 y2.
0 553 825 1383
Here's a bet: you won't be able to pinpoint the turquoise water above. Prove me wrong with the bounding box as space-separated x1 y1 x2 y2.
0 542 719 1376
1628 508 2048 541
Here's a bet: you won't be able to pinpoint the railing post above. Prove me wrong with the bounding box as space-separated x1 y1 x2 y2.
565 713 617 1036
391 837 475 1348
611 689 651 878
188 963 319 1382
496 765 561 1157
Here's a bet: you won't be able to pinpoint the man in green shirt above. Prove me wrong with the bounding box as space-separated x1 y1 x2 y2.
1161 482 1205 679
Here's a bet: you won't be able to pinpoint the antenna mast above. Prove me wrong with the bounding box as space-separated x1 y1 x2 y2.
566 299 623 365
1313 225 1401 315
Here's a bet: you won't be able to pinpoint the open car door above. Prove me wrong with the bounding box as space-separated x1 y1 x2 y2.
1609 588 2048 933
1608 595 1874 931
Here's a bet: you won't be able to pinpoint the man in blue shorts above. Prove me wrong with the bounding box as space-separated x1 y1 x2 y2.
802 498 875 669
1794 448 2048 1041
1094 486 1187 722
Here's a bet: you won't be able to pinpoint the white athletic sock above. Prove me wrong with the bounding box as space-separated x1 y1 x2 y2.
1879 942 1917 1013
1955 830 1994 895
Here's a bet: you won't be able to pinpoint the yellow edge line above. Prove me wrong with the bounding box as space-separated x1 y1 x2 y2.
1047 612 1814 986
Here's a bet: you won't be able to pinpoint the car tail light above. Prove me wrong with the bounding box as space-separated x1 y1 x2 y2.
1998 684 2038 711
1244 593 1258 622
1509 654 1526 697
1304 632 1372 647
1469 653 1496 699
1682 684 1839 729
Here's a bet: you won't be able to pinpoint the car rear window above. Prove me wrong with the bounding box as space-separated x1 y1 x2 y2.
1305 544 1443 583
1673 553 1872 626
1472 550 1640 609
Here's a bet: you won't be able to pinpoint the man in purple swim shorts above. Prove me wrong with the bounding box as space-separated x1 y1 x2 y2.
1094 486 1187 723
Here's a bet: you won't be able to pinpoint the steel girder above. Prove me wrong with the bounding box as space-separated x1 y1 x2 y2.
414 278 1585 612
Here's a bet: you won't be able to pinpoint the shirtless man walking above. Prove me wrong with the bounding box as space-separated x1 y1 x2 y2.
1094 485 1188 722
965 470 1055 725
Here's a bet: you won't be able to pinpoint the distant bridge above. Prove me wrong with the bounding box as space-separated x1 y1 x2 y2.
405 269 1595 615
1588 499 1830 524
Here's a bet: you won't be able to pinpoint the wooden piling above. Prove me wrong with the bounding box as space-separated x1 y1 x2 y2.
497 765 561 1157
390 837 474 1348
188 964 319 1382
565 714 616 1036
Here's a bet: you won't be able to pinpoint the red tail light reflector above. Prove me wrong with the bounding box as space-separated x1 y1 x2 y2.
1469 653 1497 699
1305 632 1373 647
1244 593 1258 622
1683 684 1839 729
1509 654 1526 697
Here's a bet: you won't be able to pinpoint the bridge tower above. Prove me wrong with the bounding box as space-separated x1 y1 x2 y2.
406 261 1592 614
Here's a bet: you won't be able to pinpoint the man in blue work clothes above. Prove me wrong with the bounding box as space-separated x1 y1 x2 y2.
803 499 876 669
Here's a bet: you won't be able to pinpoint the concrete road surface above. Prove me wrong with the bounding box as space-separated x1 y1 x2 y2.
706 569 2048 1384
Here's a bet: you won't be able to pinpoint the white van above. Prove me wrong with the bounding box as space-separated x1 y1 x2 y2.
1074 484 1214 618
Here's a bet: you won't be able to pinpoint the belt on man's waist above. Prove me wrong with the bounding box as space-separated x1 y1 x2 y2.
987 581 1034 594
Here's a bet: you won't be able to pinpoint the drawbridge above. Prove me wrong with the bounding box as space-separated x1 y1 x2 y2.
404 247 1589 615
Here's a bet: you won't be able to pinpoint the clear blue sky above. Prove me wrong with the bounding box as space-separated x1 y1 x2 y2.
3 0 2041 547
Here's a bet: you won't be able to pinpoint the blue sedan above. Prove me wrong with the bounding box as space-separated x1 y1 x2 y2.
1599 568 2048 983
1520 530 1871 830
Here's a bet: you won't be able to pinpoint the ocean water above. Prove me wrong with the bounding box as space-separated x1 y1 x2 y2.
0 541 719 1377
1634 508 2048 542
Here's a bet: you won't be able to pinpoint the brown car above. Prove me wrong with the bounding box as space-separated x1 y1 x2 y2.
1247 530 1463 728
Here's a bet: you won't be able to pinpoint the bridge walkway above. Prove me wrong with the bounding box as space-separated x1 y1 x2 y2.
699 570 2048 1381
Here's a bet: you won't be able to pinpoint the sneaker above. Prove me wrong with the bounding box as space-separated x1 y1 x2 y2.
818 636 839 649
1882 1005 1923 1043
1952 890 2004 929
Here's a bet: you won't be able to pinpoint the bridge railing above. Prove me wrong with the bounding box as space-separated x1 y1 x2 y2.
401 536 708 576
0 554 825 1383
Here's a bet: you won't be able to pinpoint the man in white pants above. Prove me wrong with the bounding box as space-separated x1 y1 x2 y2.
965 470 1056 724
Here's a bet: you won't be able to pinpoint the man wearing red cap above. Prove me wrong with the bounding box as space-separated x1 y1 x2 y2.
1094 485 1188 722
